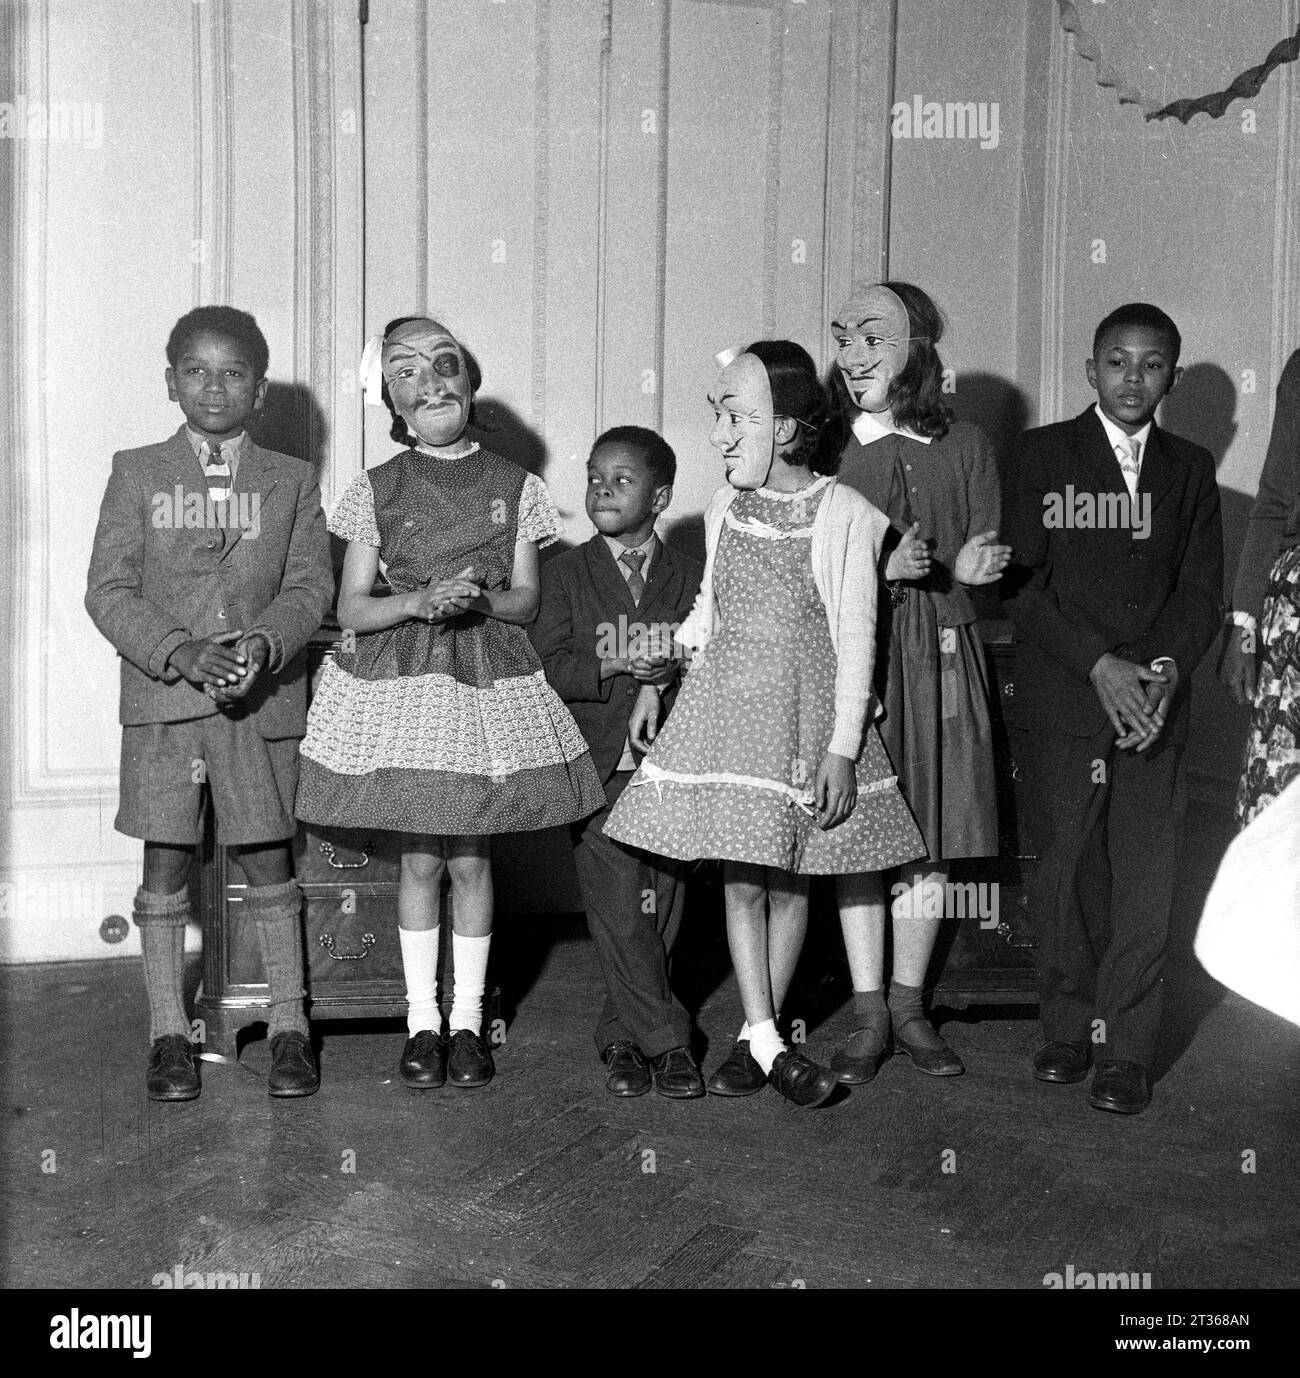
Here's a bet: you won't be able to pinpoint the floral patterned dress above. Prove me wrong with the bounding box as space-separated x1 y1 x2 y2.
296 444 605 835
603 477 923 874
1237 544 1300 826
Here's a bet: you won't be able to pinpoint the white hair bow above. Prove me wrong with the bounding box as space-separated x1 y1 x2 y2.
359 334 386 408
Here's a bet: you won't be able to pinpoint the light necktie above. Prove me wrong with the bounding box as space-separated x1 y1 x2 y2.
1117 436 1141 498
620 547 646 605
205 441 232 503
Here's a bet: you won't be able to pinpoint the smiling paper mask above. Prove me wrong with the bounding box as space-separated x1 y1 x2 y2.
708 352 775 490
831 283 911 414
381 318 472 447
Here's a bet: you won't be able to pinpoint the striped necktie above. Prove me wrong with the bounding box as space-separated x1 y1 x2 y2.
1117 436 1141 498
204 441 231 503
620 548 646 605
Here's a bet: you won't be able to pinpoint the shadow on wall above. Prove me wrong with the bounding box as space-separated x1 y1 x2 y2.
660 511 708 569
951 370 1031 473
1160 362 1252 804
951 371 1031 622
471 396 550 477
258 381 329 483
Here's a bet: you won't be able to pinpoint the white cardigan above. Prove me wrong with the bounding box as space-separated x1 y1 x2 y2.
676 478 891 760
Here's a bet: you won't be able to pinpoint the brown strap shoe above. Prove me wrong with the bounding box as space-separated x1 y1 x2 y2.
767 1049 840 1108
706 1039 767 1097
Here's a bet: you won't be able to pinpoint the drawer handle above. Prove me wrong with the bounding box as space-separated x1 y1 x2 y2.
318 840 374 869
318 931 376 961
995 919 1035 950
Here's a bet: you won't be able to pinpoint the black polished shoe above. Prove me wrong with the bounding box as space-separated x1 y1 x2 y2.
603 1041 651 1097
447 1028 495 1087
893 1019 965 1077
830 1025 891 1085
146 1034 200 1102
1032 1040 1090 1084
650 1046 706 1099
399 1029 447 1089
706 1039 767 1097
767 1049 840 1108
1087 1060 1151 1115
268 1031 320 1098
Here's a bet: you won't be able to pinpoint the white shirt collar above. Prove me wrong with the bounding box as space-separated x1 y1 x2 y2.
186 427 246 460
1093 403 1152 457
603 530 657 576
850 408 932 446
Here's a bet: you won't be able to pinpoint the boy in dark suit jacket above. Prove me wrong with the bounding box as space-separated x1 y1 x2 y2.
1002 303 1223 1114
530 427 705 1098
86 306 333 1102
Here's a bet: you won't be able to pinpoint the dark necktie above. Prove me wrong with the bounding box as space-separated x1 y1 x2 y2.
205 442 231 502
620 548 646 605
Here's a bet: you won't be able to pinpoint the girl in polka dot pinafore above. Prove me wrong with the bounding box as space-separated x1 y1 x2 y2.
604 341 924 1108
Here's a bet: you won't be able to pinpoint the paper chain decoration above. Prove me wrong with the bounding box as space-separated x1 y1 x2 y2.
1055 2 1300 123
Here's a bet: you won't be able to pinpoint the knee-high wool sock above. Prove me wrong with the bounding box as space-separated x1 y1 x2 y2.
399 925 441 1036
449 931 491 1034
245 880 310 1038
134 885 191 1043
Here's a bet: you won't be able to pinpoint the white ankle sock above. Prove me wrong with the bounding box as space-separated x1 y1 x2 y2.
449 932 491 1033
399 925 441 1036
738 1021 751 1042
747 1019 785 1074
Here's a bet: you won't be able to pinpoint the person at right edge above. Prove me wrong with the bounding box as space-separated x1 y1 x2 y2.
1220 347 1300 827
1001 302 1223 1115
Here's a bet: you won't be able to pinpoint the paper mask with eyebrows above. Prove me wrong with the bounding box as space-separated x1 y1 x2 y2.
382 318 472 447
831 283 911 414
708 352 775 490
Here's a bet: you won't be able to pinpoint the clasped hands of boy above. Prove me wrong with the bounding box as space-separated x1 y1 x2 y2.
170 630 271 707
1089 652 1177 752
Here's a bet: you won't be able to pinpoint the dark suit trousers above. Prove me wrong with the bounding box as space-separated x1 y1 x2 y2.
571 770 691 1059
1023 724 1186 1067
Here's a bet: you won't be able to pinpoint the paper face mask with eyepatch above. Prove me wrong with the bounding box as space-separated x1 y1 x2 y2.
708 352 776 491
380 319 472 447
831 283 911 414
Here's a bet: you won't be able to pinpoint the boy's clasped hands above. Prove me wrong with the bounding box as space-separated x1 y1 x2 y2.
1089 652 1178 751
170 630 272 706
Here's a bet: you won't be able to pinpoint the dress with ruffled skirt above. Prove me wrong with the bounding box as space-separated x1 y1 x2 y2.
295 444 605 835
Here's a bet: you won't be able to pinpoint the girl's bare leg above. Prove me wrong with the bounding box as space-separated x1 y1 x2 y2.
446 836 493 1037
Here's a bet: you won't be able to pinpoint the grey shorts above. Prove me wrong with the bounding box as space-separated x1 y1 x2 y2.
117 714 300 847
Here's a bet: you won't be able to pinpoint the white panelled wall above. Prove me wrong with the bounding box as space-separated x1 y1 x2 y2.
1 0 362 960
3 0 1296 959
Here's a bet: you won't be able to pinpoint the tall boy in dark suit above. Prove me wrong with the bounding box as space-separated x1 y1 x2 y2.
1002 303 1223 1114
86 306 333 1101
530 426 705 1098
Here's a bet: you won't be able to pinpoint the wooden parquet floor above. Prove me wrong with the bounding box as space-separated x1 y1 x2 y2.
3 809 1298 1290
3 914 1297 1291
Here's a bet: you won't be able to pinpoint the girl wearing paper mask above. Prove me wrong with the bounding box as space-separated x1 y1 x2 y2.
827 282 1009 1084
604 341 924 1109
296 316 604 1092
